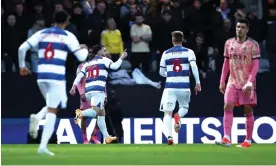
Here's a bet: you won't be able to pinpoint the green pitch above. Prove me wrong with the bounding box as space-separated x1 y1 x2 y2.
1 144 276 165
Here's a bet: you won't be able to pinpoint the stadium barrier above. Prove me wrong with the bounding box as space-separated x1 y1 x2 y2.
2 117 275 144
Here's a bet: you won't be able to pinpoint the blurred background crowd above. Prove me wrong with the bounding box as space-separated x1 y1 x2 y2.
1 0 276 78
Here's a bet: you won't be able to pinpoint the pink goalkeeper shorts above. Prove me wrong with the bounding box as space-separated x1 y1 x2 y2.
224 86 257 106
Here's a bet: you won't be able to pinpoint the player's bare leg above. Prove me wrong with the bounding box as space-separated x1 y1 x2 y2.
38 107 57 156
174 107 188 133
236 105 254 148
80 116 89 144
215 103 234 147
94 106 116 144
91 125 101 144
29 107 48 139
164 112 173 145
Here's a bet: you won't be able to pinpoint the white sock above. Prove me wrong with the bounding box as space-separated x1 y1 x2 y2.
97 116 110 139
36 106 47 120
39 112 56 150
245 140 252 144
163 114 172 137
178 107 188 118
82 108 97 118
224 135 230 140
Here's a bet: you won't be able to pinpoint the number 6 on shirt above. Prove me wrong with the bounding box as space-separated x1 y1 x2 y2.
44 42 55 60
87 65 99 79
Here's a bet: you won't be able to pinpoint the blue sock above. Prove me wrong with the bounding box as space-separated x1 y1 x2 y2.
82 108 97 118
97 116 110 139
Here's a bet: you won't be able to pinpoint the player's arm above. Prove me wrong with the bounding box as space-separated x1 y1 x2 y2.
104 49 128 70
220 41 230 85
247 42 260 86
76 64 85 95
67 33 88 62
188 51 200 84
159 52 167 77
70 65 86 95
18 30 41 74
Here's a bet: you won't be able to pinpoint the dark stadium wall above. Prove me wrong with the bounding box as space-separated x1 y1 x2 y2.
1 73 276 118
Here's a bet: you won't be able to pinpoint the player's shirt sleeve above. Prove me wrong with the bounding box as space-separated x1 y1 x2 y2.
223 40 230 58
103 57 114 68
103 57 123 70
67 32 88 62
160 52 166 68
80 63 87 76
76 63 84 75
26 30 41 48
251 42 261 59
188 50 196 63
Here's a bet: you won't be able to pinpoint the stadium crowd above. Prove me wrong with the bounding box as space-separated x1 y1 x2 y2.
1 0 276 77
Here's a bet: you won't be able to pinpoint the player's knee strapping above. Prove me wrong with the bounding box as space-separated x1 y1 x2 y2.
178 107 188 117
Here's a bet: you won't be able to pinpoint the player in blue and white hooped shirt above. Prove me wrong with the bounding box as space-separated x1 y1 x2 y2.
18 11 88 155
159 31 201 145
70 44 128 144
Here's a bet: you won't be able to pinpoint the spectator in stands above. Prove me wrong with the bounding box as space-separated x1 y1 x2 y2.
184 0 204 35
216 0 233 20
28 15 45 73
14 2 29 44
130 12 152 72
120 0 132 18
81 0 96 15
2 14 21 72
30 2 44 25
247 5 268 42
266 20 276 76
86 1 107 46
101 18 124 62
71 3 86 32
140 0 157 25
262 0 276 23
152 10 177 67
215 18 235 71
120 4 138 43
188 32 209 79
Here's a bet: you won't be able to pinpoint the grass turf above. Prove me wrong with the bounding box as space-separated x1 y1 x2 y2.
1 144 276 165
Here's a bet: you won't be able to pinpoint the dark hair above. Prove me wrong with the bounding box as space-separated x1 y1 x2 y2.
135 11 144 17
237 18 249 27
88 44 104 60
54 11 69 24
171 31 184 43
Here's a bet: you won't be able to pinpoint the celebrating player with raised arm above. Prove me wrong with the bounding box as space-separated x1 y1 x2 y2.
69 44 128 144
75 62 101 144
159 31 201 145
215 18 260 148
18 11 88 155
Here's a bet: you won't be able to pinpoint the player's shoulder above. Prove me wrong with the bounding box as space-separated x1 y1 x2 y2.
64 30 77 39
247 37 259 45
226 37 235 43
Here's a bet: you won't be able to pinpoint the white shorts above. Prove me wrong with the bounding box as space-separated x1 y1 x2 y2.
85 92 106 109
37 81 68 109
160 90 191 112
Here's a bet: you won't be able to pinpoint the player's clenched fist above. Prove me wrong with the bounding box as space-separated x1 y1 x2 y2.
120 49 128 59
194 84 201 95
219 83 226 94
69 85 77 96
19 67 31 76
